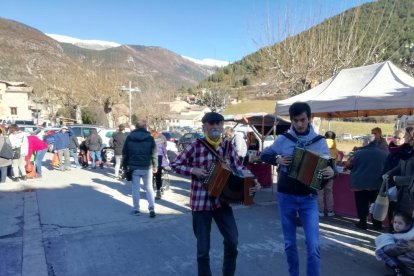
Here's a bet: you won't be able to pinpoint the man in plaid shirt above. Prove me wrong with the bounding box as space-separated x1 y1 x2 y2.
172 111 257 276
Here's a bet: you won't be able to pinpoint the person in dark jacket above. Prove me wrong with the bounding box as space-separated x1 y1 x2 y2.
86 128 103 169
0 125 12 183
69 131 80 168
383 130 405 230
122 119 158 218
349 135 388 231
151 130 169 199
111 124 126 178
384 127 414 219
53 126 71 171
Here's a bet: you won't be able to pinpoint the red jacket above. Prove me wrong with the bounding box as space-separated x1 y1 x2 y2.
26 135 48 161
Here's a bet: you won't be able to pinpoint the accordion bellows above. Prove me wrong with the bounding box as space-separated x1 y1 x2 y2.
203 160 254 205
288 148 331 190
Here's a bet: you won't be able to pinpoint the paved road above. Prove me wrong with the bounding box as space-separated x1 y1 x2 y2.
0 153 387 276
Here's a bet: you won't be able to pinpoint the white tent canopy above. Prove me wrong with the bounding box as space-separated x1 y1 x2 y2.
276 61 414 118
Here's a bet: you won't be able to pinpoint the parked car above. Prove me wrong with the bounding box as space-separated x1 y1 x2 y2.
162 131 182 144
177 132 204 151
33 127 60 140
18 124 38 134
338 133 353 141
263 135 275 149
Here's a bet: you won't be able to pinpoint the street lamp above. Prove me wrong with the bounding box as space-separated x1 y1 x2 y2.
121 81 141 126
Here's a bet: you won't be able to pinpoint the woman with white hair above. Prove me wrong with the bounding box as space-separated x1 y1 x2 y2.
8 124 28 181
383 127 414 218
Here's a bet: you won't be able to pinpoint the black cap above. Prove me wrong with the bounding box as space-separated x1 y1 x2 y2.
201 112 224 123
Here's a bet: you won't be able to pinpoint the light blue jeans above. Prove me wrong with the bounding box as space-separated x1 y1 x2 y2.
277 192 320 276
131 169 155 211
114 155 122 177
90 150 102 168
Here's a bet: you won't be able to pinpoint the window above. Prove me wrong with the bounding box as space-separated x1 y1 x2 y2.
10 107 17 115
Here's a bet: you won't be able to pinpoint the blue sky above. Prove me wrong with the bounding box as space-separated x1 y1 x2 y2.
2 0 373 62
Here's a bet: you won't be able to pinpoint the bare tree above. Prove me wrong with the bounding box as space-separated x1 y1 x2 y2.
255 1 398 96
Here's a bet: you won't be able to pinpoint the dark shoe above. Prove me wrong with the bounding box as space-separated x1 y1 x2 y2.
394 267 403 276
155 190 162 200
131 210 140 216
149 210 156 218
21 175 27 181
373 225 383 231
354 222 367 230
11 177 20 182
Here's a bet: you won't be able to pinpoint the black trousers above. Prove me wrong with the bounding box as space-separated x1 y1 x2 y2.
354 190 382 228
192 206 238 276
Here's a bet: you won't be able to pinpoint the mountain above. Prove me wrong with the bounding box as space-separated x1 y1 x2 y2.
0 17 215 104
200 0 414 102
47 33 229 68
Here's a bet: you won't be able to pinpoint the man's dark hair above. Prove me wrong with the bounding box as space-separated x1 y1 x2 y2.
289 102 311 119
118 124 125 131
324 131 336 140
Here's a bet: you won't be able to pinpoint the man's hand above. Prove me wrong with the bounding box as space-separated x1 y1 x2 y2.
152 167 157 173
382 174 389 181
276 156 292 166
191 167 208 178
249 181 262 196
321 166 334 179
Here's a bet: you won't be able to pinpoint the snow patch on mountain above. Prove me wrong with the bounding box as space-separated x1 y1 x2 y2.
181 56 229 68
46 34 121 50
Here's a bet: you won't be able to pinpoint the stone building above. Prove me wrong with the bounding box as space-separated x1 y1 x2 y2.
0 81 34 122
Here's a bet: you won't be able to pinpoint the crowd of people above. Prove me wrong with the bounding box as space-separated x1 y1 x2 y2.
2 104 414 275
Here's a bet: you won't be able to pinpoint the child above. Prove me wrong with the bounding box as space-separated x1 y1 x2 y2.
375 211 414 275
78 139 89 168
318 131 338 217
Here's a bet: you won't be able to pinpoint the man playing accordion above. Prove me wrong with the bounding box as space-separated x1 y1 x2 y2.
261 102 335 276
171 111 259 276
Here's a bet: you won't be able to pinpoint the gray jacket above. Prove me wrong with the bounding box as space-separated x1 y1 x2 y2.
0 136 12 167
386 145 414 215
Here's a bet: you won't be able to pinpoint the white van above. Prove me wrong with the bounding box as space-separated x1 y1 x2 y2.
395 115 414 131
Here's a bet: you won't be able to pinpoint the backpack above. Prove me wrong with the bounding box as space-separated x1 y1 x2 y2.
0 137 14 159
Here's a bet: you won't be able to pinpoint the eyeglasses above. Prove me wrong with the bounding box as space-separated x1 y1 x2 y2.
207 120 221 125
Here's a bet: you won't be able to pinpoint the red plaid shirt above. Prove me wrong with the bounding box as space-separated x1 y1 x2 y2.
171 139 243 211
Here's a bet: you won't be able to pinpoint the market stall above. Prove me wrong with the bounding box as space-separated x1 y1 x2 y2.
224 113 291 187
276 61 414 219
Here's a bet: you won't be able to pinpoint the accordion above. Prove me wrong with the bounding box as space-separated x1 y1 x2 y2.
288 147 332 190
203 160 255 205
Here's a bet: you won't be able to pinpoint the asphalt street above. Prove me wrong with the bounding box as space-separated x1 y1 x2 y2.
0 153 388 276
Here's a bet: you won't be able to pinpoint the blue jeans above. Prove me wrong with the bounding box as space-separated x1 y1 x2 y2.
69 148 80 167
34 149 47 176
192 206 238 276
90 150 102 168
131 169 155 211
277 192 320 276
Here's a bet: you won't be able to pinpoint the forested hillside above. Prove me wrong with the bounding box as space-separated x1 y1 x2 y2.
198 0 414 104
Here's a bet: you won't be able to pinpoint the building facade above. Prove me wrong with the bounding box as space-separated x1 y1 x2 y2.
0 81 34 122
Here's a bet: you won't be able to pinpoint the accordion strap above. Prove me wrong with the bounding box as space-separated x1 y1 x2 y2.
198 138 227 162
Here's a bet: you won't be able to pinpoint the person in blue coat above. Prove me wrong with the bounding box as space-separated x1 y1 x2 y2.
53 126 71 171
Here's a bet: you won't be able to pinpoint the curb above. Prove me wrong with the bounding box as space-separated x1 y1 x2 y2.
22 191 48 276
